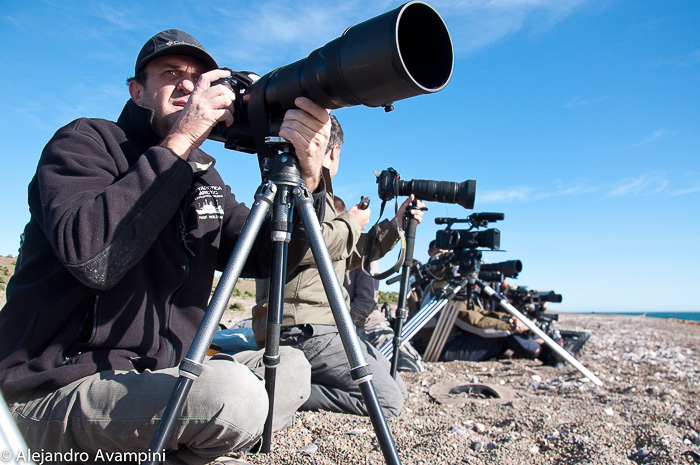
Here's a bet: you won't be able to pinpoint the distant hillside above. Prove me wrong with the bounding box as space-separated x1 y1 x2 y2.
0 255 16 308
0 258 400 321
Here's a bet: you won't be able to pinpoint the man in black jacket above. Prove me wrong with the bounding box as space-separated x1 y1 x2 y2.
0 29 328 463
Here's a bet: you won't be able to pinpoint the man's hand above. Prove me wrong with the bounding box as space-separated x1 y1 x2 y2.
162 69 235 159
394 195 426 229
347 205 371 230
279 97 330 192
510 317 529 333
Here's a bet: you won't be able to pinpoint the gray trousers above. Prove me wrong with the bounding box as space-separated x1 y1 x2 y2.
8 347 310 464
280 325 407 418
358 320 425 373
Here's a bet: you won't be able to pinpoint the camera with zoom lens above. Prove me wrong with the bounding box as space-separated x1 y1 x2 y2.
436 228 500 250
433 212 504 250
208 1 454 156
376 168 476 209
480 259 522 278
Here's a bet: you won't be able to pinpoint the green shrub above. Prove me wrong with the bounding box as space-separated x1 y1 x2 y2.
378 291 398 305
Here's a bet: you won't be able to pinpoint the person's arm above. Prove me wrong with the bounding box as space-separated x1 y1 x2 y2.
278 97 330 192
36 122 195 290
458 305 513 332
296 196 362 267
346 196 425 270
345 266 379 327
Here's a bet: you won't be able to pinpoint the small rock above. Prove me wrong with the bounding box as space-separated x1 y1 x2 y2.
450 426 467 436
296 444 318 455
474 423 486 433
603 407 614 416
470 441 484 452
346 429 366 435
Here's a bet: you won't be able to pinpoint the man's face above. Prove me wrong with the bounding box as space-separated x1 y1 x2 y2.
129 55 207 139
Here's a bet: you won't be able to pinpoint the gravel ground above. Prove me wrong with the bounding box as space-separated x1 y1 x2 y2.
214 312 700 465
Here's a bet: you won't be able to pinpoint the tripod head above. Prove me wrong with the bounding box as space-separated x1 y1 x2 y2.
260 137 300 180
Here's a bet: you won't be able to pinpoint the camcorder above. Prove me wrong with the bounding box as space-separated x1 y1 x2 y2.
434 212 504 250
207 1 454 158
376 168 476 209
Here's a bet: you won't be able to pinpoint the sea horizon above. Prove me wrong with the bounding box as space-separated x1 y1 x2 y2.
557 310 700 322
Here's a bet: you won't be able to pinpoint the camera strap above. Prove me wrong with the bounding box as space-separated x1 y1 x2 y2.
361 198 406 280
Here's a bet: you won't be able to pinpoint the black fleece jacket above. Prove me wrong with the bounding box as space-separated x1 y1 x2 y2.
0 99 324 401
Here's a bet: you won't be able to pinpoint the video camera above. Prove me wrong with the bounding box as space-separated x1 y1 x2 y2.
434 212 504 251
207 1 454 156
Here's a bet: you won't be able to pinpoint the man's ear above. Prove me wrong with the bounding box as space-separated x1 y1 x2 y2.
330 144 341 162
129 80 143 104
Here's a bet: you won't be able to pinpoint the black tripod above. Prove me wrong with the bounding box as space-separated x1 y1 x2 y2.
387 202 420 377
144 139 401 465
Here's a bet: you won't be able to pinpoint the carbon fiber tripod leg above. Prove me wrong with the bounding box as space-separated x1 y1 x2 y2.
422 299 461 363
294 187 402 465
390 206 419 377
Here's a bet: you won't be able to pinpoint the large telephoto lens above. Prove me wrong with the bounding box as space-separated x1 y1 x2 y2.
480 260 522 277
538 291 563 303
247 1 453 114
396 178 476 209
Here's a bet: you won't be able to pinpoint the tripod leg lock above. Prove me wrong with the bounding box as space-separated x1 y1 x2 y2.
179 358 204 380
350 364 373 384
263 354 281 367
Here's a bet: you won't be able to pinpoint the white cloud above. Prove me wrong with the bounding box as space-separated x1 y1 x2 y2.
478 179 599 203
478 186 534 203
564 95 609 108
625 129 676 149
608 174 668 196
431 0 591 53
670 186 700 196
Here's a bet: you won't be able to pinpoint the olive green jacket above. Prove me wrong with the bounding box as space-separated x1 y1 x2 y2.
252 169 400 346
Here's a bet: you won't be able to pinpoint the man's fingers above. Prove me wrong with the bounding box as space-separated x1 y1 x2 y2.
194 68 232 92
294 97 331 123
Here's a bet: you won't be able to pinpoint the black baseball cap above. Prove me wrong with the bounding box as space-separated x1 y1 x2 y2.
133 29 218 76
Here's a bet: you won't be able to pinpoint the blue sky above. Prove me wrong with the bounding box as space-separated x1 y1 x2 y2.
1 0 698 312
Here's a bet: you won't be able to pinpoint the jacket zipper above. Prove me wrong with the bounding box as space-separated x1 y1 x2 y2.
164 203 194 366
61 294 100 365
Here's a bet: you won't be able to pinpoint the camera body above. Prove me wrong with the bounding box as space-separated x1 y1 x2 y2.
208 70 260 154
433 212 504 251
435 228 500 250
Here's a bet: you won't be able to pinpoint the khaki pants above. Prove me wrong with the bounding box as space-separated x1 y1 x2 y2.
8 347 310 464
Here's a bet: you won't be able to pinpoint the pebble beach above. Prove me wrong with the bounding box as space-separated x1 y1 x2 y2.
217 312 700 465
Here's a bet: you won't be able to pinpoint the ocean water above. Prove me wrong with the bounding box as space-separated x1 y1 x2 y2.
590 311 700 322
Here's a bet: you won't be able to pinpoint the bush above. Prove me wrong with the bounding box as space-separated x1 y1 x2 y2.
378 291 398 305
